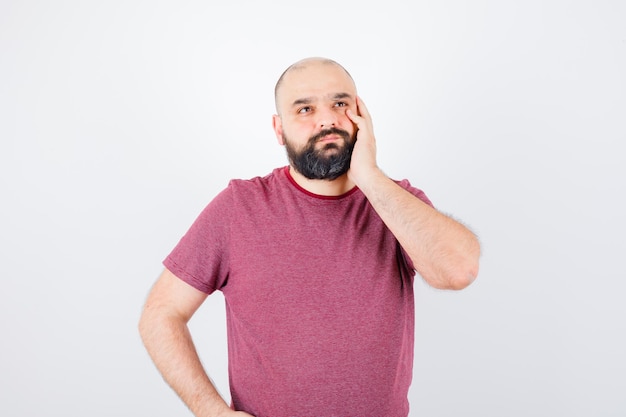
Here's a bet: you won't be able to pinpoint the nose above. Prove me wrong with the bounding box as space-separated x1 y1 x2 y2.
316 107 339 129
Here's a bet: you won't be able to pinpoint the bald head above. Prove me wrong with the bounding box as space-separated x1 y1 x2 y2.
274 57 355 115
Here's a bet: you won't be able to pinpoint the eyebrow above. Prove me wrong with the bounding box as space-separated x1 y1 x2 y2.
331 92 353 100
291 92 354 108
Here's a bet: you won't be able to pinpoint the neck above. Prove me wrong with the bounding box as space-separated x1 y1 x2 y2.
288 166 356 197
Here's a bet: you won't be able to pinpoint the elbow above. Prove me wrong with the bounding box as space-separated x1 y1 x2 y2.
424 254 480 291
138 310 150 344
446 238 481 290
138 306 160 345
446 260 479 290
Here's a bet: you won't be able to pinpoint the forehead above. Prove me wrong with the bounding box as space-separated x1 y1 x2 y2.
277 62 356 109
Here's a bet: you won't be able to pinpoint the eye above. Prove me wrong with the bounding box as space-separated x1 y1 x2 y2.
334 101 347 108
297 106 312 114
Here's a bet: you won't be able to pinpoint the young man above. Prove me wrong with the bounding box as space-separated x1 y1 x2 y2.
139 57 480 417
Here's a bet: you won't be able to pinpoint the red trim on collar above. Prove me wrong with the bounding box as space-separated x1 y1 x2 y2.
283 166 359 200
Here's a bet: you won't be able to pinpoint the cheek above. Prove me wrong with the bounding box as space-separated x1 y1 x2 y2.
286 122 315 140
344 117 357 137
281 126 309 149
341 110 357 129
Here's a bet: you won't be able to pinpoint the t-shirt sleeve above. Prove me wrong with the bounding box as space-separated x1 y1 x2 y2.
396 178 434 208
163 185 233 294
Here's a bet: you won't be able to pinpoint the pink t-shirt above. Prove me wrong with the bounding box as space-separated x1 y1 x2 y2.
164 166 433 417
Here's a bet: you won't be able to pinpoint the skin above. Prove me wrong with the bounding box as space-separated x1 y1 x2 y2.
138 57 481 417
138 269 241 417
273 58 480 289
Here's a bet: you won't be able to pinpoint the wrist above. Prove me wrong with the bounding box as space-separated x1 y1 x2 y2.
349 165 385 190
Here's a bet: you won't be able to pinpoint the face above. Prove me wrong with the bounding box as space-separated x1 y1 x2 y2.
273 60 358 180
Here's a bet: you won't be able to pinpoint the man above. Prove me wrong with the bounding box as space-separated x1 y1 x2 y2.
139 57 480 417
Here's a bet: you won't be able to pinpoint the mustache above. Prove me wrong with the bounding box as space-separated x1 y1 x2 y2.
309 127 352 144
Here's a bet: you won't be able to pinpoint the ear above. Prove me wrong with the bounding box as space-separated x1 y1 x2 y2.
272 114 285 145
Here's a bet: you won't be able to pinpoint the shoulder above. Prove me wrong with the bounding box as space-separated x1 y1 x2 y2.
227 166 287 195
219 167 291 213
190 168 288 229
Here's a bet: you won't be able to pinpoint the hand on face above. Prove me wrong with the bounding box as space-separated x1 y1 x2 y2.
346 97 378 185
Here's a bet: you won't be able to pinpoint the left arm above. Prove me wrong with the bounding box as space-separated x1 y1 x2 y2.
347 98 480 290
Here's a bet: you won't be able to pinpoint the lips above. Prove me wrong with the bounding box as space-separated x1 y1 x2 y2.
310 128 350 145
318 134 340 143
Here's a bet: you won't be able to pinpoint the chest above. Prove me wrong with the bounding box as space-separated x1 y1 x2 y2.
222 199 411 323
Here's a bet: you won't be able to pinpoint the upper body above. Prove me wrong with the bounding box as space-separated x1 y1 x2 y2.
164 166 432 416
138 57 481 417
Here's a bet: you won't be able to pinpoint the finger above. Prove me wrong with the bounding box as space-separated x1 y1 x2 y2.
347 97 373 133
356 96 371 120
346 107 363 125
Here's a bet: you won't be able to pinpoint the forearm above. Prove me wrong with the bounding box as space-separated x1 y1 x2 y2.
139 312 231 417
356 168 480 289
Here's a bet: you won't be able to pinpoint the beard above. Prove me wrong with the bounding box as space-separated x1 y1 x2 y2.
284 127 356 180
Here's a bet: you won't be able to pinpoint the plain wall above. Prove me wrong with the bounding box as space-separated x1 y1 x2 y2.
1 0 624 416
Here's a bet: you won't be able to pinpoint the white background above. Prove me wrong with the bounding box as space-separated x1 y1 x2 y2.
1 1 625 416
